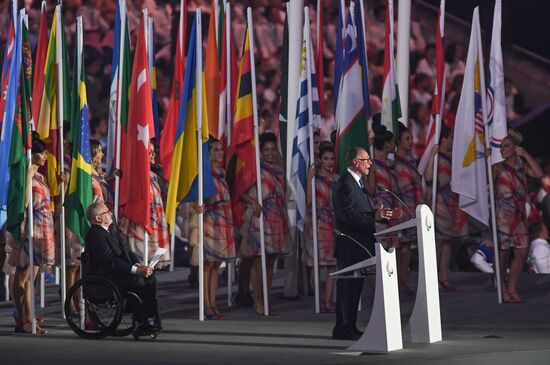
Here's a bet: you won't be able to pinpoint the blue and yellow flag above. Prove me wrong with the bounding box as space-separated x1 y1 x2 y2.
65 24 93 243
165 17 215 231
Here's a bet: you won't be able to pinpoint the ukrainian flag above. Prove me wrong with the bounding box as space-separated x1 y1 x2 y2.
65 29 93 243
166 17 215 231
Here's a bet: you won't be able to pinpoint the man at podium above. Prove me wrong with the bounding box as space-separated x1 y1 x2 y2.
332 147 393 340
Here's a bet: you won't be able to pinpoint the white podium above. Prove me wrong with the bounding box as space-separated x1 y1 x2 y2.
377 204 442 344
330 204 441 354
331 243 402 353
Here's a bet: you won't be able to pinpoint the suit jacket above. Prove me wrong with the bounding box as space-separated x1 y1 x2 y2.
332 170 376 265
542 194 550 232
85 224 139 277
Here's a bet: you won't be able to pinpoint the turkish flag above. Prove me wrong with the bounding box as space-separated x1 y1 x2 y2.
120 14 154 233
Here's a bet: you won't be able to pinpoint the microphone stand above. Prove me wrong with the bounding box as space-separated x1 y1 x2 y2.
376 185 414 219
334 229 374 258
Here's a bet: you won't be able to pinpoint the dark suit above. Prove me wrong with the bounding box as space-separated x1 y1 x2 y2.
85 224 159 321
332 170 376 339
542 194 550 232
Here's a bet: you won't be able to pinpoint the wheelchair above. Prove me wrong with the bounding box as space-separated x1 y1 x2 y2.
64 252 159 341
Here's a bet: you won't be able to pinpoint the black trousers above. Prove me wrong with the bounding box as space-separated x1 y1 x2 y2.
333 260 364 336
111 274 159 321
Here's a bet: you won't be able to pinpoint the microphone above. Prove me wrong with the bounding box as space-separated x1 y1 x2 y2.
334 229 374 258
376 184 414 219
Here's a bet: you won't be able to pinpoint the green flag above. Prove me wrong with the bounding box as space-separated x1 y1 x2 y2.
7 20 32 243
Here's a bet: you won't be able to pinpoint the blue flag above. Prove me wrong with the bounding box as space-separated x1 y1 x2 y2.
354 4 371 119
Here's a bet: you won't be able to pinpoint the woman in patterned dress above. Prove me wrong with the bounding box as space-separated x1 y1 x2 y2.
90 140 114 208
119 147 170 267
493 132 542 303
199 139 236 319
11 137 54 334
424 125 467 291
394 124 423 291
304 145 338 312
240 133 290 315
366 124 398 248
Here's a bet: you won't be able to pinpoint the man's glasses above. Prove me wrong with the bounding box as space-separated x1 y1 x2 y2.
97 211 111 217
355 158 372 163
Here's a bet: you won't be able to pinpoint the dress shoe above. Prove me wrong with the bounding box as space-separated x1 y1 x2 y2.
332 331 361 341
351 328 363 337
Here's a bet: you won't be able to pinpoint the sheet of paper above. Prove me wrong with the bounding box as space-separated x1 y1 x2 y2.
148 247 167 268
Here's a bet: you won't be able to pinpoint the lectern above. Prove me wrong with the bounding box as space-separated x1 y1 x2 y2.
331 243 402 353
330 204 441 354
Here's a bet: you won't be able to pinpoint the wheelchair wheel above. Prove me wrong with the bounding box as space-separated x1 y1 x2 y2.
112 292 141 337
64 276 123 340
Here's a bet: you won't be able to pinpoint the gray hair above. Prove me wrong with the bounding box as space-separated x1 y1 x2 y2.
86 201 105 222
346 147 367 166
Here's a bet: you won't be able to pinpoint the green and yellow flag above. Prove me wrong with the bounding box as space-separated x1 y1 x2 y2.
65 21 93 243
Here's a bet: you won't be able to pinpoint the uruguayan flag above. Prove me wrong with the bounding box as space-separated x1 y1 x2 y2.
290 13 321 231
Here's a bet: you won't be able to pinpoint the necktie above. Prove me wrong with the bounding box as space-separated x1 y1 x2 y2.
359 179 365 189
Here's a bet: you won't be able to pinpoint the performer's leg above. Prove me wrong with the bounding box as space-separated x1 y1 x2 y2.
507 247 528 296
237 257 252 306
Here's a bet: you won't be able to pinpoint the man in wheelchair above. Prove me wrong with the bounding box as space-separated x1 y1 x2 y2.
85 202 161 333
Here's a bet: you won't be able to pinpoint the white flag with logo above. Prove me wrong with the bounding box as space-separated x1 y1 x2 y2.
451 7 489 226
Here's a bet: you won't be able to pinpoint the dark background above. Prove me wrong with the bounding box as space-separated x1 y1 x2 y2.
422 0 550 61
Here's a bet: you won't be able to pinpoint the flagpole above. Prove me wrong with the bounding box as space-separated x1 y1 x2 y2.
169 229 175 272
431 0 446 218
214 0 220 45
21 8 36 333
224 0 233 307
27 151 37 334
396 0 411 125
431 115 441 216
169 0 185 274
286 0 304 187
25 9 36 334
195 9 206 322
142 9 150 269
114 0 127 222
225 1 231 148
477 21 502 304
246 7 269 316
54 3 67 318
304 7 320 314
76 15 87 330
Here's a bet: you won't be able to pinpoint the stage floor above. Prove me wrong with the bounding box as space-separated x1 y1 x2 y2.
1 269 549 365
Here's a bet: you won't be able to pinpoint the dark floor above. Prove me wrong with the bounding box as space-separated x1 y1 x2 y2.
1 269 549 365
